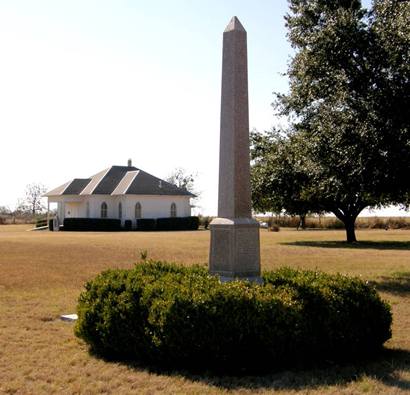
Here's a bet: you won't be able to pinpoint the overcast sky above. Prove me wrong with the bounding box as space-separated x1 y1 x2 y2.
0 0 406 216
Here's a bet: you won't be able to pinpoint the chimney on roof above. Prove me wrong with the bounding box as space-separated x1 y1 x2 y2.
127 159 132 167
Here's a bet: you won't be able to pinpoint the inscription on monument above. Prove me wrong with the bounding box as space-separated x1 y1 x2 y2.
211 229 231 272
236 228 259 271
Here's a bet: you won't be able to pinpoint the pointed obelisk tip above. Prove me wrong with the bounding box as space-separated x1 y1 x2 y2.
224 16 246 33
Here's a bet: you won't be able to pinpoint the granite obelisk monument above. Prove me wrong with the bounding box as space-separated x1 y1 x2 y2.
209 16 261 281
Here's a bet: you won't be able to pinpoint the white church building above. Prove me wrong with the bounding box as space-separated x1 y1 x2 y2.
44 161 195 227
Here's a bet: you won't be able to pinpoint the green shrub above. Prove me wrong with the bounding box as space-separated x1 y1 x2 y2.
136 218 156 231
155 217 178 230
186 216 200 230
156 217 199 231
263 268 392 361
75 262 392 372
63 218 121 231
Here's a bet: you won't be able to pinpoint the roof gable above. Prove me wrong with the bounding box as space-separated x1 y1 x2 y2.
44 180 72 197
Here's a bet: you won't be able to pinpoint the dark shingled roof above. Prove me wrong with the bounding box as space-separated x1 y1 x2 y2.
62 178 91 195
92 166 136 195
126 170 193 196
44 165 195 197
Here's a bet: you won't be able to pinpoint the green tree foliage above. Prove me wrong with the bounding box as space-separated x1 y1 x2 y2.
251 130 321 229
252 0 410 242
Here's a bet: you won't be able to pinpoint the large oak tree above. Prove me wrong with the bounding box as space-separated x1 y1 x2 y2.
251 0 410 242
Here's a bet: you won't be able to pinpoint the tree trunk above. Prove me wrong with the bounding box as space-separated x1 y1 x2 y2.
343 217 357 243
332 208 362 243
300 214 306 230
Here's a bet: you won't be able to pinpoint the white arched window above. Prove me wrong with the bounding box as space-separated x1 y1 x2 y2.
86 202 90 218
118 202 122 219
170 202 177 218
101 202 107 218
135 202 141 219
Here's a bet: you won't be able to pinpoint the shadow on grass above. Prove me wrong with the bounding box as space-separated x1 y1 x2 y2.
281 240 410 250
112 348 410 392
371 272 410 296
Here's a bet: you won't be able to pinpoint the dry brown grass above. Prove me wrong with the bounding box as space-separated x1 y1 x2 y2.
0 225 409 394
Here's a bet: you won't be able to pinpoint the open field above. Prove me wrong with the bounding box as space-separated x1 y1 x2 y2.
0 225 409 394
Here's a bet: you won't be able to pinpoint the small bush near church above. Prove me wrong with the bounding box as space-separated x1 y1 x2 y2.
61 217 199 231
63 218 121 231
136 218 156 231
136 217 199 231
156 216 199 231
186 216 200 230
75 261 391 373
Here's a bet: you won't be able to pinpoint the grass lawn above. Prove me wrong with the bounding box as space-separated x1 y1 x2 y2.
0 225 409 394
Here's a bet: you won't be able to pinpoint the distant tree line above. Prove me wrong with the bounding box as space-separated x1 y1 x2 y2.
0 183 47 223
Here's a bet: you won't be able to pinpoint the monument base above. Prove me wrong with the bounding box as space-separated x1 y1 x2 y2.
209 217 261 281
